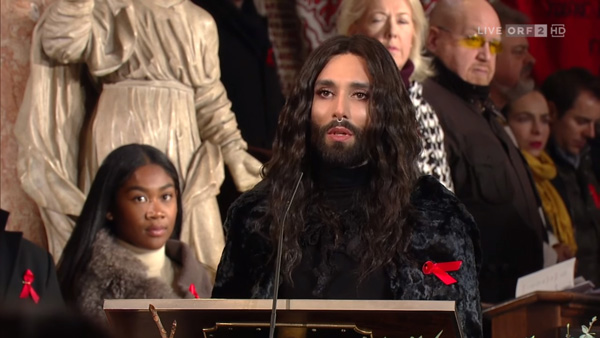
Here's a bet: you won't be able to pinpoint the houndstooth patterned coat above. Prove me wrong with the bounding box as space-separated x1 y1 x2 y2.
410 81 454 191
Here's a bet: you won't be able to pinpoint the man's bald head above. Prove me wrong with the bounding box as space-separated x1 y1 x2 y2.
429 0 463 32
427 0 501 85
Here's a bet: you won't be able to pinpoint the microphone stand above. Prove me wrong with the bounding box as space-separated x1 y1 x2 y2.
268 172 304 338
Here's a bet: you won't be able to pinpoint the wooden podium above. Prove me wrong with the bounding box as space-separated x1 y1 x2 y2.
483 291 600 338
104 299 463 338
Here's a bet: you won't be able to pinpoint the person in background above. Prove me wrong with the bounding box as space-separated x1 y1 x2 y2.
541 68 600 286
503 91 575 262
591 124 600 183
489 0 535 111
422 0 549 304
0 209 64 309
337 0 453 190
191 0 285 220
212 35 483 337
57 144 213 323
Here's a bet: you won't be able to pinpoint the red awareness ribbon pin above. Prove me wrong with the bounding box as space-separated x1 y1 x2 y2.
19 269 40 303
589 184 600 209
422 260 462 285
188 283 200 299
266 48 275 67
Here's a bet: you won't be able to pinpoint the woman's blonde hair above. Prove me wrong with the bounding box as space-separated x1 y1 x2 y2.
336 0 433 82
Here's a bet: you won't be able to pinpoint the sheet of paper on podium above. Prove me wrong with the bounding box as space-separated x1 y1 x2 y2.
515 258 581 298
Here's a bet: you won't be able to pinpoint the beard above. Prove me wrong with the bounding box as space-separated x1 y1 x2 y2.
310 120 368 167
502 76 536 102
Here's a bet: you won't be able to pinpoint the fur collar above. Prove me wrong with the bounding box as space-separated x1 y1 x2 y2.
77 229 212 322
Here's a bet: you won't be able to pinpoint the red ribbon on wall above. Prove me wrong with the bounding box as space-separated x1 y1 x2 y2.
422 260 463 285
19 269 40 303
188 283 199 299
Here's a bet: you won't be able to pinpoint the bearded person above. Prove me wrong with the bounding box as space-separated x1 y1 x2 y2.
212 35 483 337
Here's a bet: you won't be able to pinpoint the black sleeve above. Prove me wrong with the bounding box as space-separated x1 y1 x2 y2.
409 176 483 338
212 193 273 299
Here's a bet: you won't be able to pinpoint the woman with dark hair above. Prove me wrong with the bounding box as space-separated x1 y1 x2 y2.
57 144 213 322
213 35 482 337
503 91 575 263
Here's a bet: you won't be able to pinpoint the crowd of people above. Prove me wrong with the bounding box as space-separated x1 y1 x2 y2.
2 0 599 337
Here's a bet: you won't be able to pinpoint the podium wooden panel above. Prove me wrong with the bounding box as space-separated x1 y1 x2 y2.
483 291 600 338
104 299 463 338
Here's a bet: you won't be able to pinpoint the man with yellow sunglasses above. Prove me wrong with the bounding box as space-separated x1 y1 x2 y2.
422 0 550 306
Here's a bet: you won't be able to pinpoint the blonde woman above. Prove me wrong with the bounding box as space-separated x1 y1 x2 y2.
338 0 453 190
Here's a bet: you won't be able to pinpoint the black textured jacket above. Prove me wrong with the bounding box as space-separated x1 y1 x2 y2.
213 176 483 338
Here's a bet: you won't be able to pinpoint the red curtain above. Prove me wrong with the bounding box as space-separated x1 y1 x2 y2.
501 0 600 85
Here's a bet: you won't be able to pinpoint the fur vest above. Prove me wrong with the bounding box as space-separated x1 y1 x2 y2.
77 229 213 322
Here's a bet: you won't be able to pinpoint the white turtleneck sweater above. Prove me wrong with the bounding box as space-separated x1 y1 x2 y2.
116 239 176 288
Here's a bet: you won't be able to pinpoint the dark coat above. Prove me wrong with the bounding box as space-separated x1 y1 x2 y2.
213 176 483 338
191 0 285 220
191 0 283 150
0 230 64 308
75 229 213 322
547 142 600 285
422 77 546 304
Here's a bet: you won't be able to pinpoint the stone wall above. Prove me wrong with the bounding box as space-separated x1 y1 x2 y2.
0 0 50 248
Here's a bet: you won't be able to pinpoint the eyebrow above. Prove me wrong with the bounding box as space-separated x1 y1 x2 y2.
513 111 549 118
575 116 593 123
315 79 370 89
370 9 410 15
124 183 175 193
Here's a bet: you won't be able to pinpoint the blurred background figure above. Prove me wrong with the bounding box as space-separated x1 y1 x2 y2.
503 91 575 263
541 68 600 286
337 0 454 190
1 209 64 309
191 0 285 219
58 144 213 323
500 0 600 85
423 0 549 304
592 123 600 183
489 0 535 110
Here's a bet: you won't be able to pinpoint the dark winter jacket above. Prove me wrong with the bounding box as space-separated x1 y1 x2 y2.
423 60 546 304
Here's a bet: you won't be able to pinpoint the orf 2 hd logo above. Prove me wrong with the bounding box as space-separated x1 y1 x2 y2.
504 24 566 38
551 24 566 37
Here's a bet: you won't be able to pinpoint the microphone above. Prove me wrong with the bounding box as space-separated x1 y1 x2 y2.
268 172 304 338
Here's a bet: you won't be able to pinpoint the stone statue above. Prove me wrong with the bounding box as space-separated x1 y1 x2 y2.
15 0 262 274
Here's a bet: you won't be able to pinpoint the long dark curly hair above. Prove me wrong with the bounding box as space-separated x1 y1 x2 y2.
262 35 422 282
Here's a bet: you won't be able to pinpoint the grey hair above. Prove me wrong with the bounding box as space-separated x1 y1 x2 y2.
337 0 434 82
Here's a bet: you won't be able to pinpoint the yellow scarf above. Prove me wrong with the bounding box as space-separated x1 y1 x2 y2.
522 150 577 253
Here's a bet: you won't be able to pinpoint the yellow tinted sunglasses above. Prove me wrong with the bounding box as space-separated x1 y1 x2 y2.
437 26 503 55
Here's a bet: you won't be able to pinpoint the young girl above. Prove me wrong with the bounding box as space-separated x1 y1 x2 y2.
57 144 213 322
